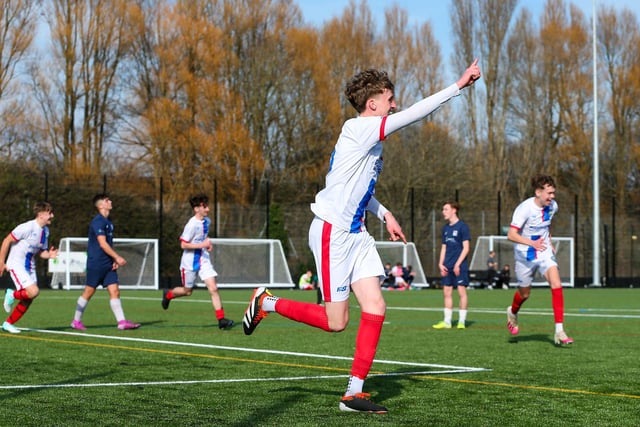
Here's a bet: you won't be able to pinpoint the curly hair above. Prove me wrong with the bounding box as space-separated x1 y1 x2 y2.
531 174 556 191
344 69 394 113
189 193 209 209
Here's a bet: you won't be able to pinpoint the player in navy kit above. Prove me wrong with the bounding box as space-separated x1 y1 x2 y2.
70 194 140 330
161 194 233 330
506 175 573 345
1 202 58 334
433 200 470 330
243 60 481 413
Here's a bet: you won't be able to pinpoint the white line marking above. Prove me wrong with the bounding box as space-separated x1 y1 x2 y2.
0 370 478 391
22 328 489 371
0 328 490 390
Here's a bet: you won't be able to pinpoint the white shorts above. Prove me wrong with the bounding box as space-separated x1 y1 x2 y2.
8 266 37 290
181 259 217 288
514 249 558 287
308 217 384 303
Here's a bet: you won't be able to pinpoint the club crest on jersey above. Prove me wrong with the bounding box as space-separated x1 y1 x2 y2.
374 157 383 175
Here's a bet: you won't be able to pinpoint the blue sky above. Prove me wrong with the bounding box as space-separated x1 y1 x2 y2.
296 0 640 81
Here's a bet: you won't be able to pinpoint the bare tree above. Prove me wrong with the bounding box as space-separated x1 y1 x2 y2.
32 0 134 175
0 0 38 157
598 5 640 210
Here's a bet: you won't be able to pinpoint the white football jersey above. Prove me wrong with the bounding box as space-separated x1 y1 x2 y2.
6 220 49 273
179 216 211 271
510 197 558 261
311 83 460 233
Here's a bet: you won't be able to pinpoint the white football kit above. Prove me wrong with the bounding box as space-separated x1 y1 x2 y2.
179 216 217 287
310 83 461 302
6 220 49 289
510 197 559 286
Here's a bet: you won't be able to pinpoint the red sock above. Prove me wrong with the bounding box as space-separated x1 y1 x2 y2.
166 290 175 300
511 291 526 314
7 300 32 324
215 309 225 320
351 312 385 380
14 289 29 300
551 287 564 323
275 299 330 331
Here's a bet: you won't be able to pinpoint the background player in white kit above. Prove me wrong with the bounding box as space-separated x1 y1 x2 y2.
242 60 481 413
1 202 58 334
161 193 233 330
506 174 573 345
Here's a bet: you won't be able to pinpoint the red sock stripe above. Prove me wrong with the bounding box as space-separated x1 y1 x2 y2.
511 291 525 314
551 287 564 323
8 300 31 324
215 309 225 321
14 289 29 300
351 312 385 380
275 299 330 331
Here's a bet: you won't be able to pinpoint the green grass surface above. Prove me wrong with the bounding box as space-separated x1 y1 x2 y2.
1 287 638 426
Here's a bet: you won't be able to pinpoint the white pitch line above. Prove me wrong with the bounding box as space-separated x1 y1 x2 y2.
43 295 640 317
22 328 489 372
0 369 484 391
1 328 489 391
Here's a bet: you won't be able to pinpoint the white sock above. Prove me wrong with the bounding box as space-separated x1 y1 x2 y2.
110 298 126 322
555 323 563 333
74 297 88 321
261 296 279 312
444 308 453 325
345 376 364 396
458 309 467 325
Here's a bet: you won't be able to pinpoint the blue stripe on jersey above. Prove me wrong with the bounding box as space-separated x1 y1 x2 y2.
25 252 33 271
192 249 202 270
328 150 336 172
527 235 540 261
350 178 376 233
542 205 551 221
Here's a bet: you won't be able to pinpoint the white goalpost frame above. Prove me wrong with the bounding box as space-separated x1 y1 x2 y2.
375 241 429 288
470 235 575 287
204 238 295 289
49 237 160 290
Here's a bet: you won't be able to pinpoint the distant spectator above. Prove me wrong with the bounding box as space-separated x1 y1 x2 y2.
486 250 498 289
391 262 409 290
381 262 394 288
403 265 416 287
497 264 511 290
298 270 314 290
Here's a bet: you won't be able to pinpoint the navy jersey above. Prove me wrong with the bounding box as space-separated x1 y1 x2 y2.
87 214 114 269
441 220 471 269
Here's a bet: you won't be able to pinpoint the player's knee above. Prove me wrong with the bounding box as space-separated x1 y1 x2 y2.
27 286 40 299
328 319 348 332
184 288 193 296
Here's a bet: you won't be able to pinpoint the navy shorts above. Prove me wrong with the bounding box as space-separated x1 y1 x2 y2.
441 265 469 287
86 266 118 288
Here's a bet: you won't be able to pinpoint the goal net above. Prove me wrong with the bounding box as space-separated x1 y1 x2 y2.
376 241 429 288
207 238 294 288
49 238 159 290
469 235 574 287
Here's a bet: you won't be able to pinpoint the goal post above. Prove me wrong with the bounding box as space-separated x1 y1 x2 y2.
469 235 574 287
376 241 429 288
49 237 159 290
207 238 294 288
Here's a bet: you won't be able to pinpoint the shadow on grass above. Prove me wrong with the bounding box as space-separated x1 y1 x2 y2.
508 333 558 346
41 320 165 331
